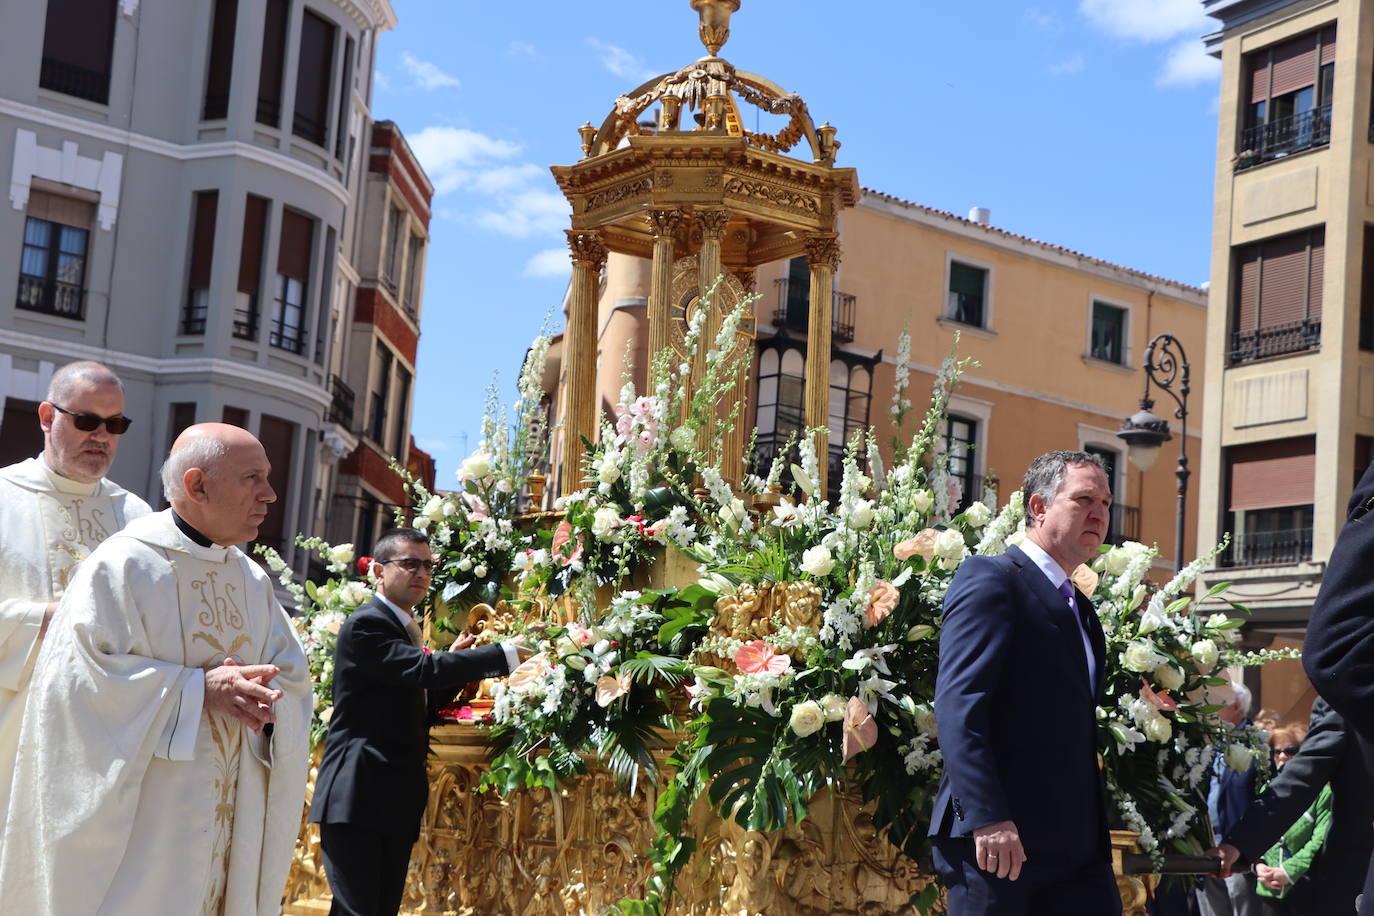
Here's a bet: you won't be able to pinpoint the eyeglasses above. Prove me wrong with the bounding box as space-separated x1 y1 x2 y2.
376 557 434 574
1274 746 1300 756
51 404 133 435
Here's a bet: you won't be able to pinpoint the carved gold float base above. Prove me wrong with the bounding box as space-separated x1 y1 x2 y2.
284 728 1154 915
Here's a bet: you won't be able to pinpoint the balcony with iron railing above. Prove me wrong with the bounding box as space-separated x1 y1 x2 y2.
16 274 84 320
772 278 856 343
1235 106 1331 170
1228 318 1321 365
327 375 356 430
39 57 110 104
1217 527 1314 568
1105 504 1141 547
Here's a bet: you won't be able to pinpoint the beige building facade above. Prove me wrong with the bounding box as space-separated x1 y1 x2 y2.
1199 0 1374 717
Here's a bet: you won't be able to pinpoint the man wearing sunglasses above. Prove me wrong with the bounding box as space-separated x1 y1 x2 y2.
309 527 530 916
0 360 149 845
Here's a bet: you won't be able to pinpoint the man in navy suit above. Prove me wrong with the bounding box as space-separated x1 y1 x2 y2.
931 450 1120 915
1296 461 1374 914
309 528 528 916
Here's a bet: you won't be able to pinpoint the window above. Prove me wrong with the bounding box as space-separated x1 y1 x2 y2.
383 204 404 290
1084 445 1137 544
1361 226 1374 352
356 493 380 552
222 405 249 428
779 256 809 328
17 193 92 320
201 0 237 120
40 0 117 104
293 10 336 147
255 0 289 126
0 399 44 468
235 195 268 339
167 403 197 453
1240 26 1334 166
828 360 871 448
1222 436 1315 567
334 36 354 160
1230 227 1323 364
392 366 411 458
947 261 987 328
369 345 392 444
752 345 805 480
255 415 295 552
1091 301 1127 364
943 414 978 511
271 209 313 354
182 191 219 335
402 234 424 314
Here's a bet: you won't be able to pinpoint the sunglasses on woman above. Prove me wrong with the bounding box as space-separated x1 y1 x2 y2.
52 403 133 435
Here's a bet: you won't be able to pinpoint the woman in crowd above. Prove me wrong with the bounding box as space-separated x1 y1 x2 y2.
1254 721 1332 914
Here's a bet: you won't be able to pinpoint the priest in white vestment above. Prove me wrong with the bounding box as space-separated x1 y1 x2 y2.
0 361 150 837
0 423 311 916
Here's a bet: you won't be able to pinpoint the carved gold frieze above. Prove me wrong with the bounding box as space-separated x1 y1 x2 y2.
582 176 654 216
723 175 820 216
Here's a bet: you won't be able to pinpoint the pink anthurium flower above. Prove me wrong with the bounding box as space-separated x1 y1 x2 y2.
1139 677 1180 712
842 697 878 762
734 640 791 675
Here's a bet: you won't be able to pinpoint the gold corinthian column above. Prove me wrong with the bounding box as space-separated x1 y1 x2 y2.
646 208 682 361
804 233 840 497
561 229 608 496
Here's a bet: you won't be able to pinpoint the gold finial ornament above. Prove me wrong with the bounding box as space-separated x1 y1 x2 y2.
577 121 597 157
691 0 740 56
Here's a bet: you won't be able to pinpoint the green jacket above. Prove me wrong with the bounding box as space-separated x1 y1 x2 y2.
1257 783 1334 899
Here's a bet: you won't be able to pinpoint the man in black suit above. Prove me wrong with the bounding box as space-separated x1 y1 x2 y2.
309 528 528 916
1207 699 1373 916
1302 462 1374 914
931 450 1120 915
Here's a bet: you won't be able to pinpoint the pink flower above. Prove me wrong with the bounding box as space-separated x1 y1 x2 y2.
566 623 593 647
865 580 898 629
734 640 791 675
456 706 475 720
595 671 633 707
616 411 634 436
1140 678 1180 712
842 697 878 762
551 520 584 567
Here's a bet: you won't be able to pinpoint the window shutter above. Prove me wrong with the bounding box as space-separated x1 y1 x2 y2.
256 0 289 125
238 195 268 294
1319 26 1337 65
1248 54 1270 105
1228 437 1316 511
255 414 295 549
293 10 335 145
277 209 313 281
1257 233 1307 326
1307 230 1324 319
1235 245 1260 332
202 0 237 120
26 190 95 229
1269 31 1321 96
188 191 218 288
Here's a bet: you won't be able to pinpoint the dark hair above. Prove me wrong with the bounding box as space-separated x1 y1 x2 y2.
372 527 429 562
1022 450 1107 527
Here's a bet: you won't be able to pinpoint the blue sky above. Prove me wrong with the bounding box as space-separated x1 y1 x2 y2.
373 0 1223 483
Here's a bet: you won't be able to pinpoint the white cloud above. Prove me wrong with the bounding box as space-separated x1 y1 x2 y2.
408 126 523 194
373 69 391 91
524 248 572 279
1079 0 1209 42
586 38 657 82
1157 38 1221 87
1025 7 1058 31
400 52 460 91
1049 54 1085 76
475 189 570 239
507 41 539 59
469 163 546 196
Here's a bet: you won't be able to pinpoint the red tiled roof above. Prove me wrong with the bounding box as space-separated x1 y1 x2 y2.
859 187 1206 296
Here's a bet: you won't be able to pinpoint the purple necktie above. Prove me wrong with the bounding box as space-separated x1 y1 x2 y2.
1059 579 1096 687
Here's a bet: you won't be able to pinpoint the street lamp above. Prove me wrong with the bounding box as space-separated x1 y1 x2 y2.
1118 333 1191 571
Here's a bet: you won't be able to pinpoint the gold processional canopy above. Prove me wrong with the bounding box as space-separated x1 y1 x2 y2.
551 0 859 494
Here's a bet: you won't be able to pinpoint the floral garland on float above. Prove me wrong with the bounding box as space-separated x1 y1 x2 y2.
272 285 1298 912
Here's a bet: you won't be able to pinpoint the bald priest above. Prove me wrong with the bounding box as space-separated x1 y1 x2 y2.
0 424 311 915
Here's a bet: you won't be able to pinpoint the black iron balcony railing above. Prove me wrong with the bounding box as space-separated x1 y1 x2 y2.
39 57 110 104
256 98 280 126
233 295 259 340
1219 527 1314 568
1237 105 1331 169
292 111 326 147
328 374 356 430
1228 318 1321 364
772 278 856 344
270 323 305 355
16 274 84 319
1106 504 1141 547
182 288 209 335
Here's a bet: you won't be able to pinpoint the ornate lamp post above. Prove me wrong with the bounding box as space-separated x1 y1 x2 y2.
1117 333 1191 571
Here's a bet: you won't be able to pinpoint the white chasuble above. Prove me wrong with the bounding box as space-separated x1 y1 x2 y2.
0 510 311 916
0 457 150 840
